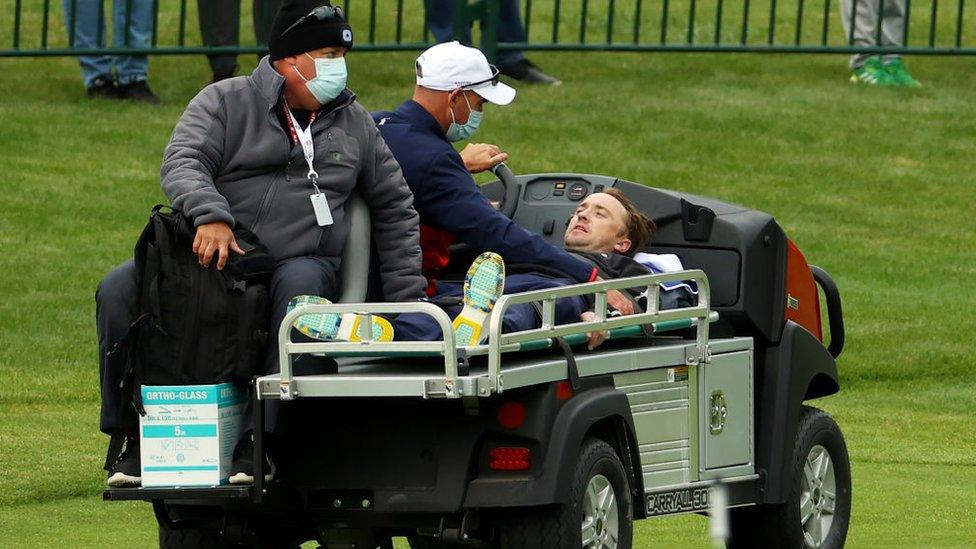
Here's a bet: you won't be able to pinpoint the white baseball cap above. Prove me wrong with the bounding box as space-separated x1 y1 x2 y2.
415 41 516 106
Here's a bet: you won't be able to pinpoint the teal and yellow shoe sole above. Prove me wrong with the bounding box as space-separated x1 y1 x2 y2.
287 295 394 343
453 252 506 346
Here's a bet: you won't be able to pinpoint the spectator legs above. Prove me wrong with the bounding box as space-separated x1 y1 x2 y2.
840 0 907 68
112 0 154 85
197 0 242 80
62 0 114 87
880 0 907 63
494 0 528 69
254 0 283 49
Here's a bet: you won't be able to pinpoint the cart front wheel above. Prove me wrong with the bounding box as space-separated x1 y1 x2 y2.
728 405 851 549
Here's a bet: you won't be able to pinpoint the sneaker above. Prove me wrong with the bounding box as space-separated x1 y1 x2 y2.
86 76 120 100
106 436 142 487
452 252 506 346
288 295 394 342
850 57 893 86
884 58 921 87
228 431 275 485
119 80 162 105
499 59 562 85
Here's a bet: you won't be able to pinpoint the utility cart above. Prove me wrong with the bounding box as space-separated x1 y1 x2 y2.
106 170 851 549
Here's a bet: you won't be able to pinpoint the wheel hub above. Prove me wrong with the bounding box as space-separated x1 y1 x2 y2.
801 445 837 549
581 474 618 548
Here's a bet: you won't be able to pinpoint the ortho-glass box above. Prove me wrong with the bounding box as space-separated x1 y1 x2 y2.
139 383 245 487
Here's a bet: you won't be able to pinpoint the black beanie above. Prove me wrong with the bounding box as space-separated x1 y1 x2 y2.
268 0 354 61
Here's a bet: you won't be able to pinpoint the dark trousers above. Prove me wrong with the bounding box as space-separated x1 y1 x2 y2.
425 0 527 67
392 273 587 341
197 0 282 77
95 255 338 435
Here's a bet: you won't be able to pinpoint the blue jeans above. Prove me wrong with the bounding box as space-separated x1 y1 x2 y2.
62 0 155 87
425 0 527 67
393 273 587 341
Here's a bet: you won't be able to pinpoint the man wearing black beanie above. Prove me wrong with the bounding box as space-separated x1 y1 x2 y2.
96 0 425 488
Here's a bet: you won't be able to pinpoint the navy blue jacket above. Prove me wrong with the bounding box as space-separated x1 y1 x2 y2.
373 100 595 288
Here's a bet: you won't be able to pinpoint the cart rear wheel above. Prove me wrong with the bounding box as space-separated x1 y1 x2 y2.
158 525 224 549
501 438 633 549
728 406 851 549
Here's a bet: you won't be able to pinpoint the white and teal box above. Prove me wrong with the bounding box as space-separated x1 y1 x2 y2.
139 383 246 487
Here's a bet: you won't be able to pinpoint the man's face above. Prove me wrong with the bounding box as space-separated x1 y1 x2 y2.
447 89 485 125
563 193 632 254
280 46 347 109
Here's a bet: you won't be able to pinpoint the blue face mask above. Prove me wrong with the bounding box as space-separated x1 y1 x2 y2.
295 54 348 105
446 92 483 142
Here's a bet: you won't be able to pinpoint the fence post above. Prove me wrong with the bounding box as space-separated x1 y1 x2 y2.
13 0 22 49
481 0 500 63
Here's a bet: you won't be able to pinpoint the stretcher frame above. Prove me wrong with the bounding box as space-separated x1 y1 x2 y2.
258 270 713 402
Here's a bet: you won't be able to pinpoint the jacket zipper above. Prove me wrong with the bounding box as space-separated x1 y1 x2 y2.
251 108 293 234
251 98 351 234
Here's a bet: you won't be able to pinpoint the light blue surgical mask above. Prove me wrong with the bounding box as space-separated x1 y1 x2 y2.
295 54 347 105
445 92 483 142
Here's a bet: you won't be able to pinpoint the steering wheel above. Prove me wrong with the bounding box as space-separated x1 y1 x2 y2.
490 162 520 219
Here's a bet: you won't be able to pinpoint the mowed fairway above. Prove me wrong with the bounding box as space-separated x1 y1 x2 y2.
0 50 974 548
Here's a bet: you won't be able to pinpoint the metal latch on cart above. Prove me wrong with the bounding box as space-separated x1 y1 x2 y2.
685 345 711 366
709 391 728 435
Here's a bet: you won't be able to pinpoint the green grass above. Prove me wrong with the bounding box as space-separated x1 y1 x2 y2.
1 48 975 547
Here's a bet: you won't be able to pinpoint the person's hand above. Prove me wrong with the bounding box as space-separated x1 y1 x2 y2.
459 143 508 173
193 221 244 270
595 277 636 316
606 289 635 315
580 311 609 350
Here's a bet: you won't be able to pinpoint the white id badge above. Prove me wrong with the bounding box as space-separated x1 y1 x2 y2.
310 193 334 226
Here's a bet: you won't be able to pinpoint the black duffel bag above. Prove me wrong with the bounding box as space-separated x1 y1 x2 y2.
105 205 275 469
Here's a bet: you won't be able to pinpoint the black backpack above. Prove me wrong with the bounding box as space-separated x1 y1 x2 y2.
106 206 275 469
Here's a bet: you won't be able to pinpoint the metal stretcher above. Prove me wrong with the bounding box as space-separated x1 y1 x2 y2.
257 270 716 402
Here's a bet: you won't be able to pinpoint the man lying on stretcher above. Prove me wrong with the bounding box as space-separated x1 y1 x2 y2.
289 188 696 350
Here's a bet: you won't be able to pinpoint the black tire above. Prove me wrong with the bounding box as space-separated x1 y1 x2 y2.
158 526 224 549
407 536 487 548
500 438 633 549
158 522 294 549
728 406 851 549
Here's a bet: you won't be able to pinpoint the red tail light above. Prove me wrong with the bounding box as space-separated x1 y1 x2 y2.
489 447 531 471
496 401 526 429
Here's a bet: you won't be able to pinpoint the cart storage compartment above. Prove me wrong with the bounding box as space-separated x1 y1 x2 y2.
700 350 754 476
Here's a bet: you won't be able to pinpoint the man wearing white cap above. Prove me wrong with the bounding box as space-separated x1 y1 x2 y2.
373 41 634 340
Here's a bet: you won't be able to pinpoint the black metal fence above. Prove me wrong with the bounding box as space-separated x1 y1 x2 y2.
1 0 973 59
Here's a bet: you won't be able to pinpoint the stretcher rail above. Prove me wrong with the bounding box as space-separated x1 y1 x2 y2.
266 270 711 400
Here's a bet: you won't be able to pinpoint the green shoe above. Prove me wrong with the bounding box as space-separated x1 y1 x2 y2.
850 58 893 86
288 295 394 342
452 252 506 346
884 58 921 87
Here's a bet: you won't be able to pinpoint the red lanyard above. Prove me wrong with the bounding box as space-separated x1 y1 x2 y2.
282 101 316 147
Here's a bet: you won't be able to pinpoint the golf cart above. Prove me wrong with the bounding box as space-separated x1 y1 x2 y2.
105 168 851 549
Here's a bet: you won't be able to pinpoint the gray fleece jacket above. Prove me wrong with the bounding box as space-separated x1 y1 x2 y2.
161 57 426 302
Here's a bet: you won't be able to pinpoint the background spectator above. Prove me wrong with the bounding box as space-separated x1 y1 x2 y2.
425 0 560 85
840 0 920 86
197 0 282 83
62 0 161 103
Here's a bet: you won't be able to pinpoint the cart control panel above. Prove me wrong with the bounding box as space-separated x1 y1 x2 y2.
514 175 618 245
